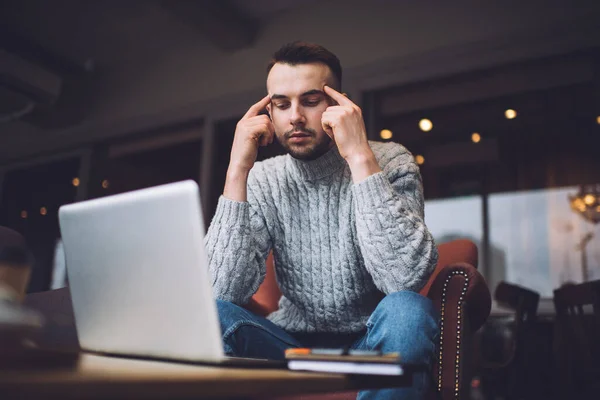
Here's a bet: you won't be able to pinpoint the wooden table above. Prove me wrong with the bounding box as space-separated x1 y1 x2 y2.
0 352 411 399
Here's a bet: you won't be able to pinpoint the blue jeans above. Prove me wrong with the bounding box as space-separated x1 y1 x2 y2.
217 291 439 400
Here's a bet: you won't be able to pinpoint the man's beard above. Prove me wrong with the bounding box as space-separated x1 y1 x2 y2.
278 127 333 161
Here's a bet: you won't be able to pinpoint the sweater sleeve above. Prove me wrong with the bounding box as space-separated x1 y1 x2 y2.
204 182 272 305
352 144 438 293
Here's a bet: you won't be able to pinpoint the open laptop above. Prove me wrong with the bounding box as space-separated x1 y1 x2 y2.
58 180 282 367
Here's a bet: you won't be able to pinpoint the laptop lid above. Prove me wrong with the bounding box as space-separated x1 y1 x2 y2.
58 180 224 362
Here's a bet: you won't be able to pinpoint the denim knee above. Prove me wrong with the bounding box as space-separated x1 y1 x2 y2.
216 299 252 331
366 291 439 365
215 299 301 359
369 291 438 329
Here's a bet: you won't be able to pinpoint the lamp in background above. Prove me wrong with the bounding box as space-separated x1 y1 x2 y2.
568 184 600 224
568 184 600 282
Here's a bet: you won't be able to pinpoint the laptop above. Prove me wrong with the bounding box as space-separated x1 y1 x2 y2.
58 180 282 367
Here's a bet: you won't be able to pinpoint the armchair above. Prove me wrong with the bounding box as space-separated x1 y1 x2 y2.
247 239 491 400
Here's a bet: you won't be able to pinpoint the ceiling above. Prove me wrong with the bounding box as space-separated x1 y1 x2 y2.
0 0 319 73
0 0 321 131
1 0 599 164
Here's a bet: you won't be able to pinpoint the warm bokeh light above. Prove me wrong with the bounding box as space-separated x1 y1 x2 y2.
40 207 47 216
379 129 393 140
418 119 433 132
597 116 600 125
72 177 80 187
20 210 27 219
415 155 425 165
102 180 110 189
584 194 596 205
471 132 481 143
505 109 517 119
572 198 586 212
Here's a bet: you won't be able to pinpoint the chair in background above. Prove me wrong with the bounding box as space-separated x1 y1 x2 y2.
552 279 600 398
22 287 79 350
0 226 34 303
250 239 492 400
475 281 540 400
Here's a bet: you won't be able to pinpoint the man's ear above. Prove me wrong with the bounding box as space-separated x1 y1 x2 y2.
266 103 272 119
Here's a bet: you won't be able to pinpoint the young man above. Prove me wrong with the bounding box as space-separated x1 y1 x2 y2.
205 42 439 400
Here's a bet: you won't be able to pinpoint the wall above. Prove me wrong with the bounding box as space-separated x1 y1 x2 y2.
2 0 600 164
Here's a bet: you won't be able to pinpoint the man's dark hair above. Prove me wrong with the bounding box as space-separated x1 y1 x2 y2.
267 41 342 90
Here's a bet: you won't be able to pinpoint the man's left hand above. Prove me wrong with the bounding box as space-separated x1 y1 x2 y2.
321 86 372 162
322 86 381 182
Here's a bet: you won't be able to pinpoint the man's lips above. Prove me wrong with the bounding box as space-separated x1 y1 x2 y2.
288 132 311 143
289 132 310 138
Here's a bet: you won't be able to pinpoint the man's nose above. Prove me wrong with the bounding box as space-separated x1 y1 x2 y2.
289 104 306 125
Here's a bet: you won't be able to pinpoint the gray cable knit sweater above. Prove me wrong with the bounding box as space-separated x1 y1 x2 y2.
205 141 438 334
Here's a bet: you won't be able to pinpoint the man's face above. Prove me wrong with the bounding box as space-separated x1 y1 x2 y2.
266 62 336 161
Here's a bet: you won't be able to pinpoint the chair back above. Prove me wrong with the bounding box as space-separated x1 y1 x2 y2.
478 281 540 398
245 253 281 316
552 280 600 394
494 281 540 353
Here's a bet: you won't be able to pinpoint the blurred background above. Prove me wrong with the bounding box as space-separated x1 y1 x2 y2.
1 0 600 396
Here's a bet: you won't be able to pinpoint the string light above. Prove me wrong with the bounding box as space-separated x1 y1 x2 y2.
20 210 28 219
419 119 433 132
102 180 110 189
415 155 425 165
72 177 80 187
380 129 393 140
471 133 481 143
505 109 517 119
40 207 47 216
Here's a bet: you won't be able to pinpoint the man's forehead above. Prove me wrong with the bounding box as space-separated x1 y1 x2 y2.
267 62 332 95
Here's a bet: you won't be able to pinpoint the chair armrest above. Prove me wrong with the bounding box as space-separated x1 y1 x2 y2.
426 262 491 332
424 262 491 400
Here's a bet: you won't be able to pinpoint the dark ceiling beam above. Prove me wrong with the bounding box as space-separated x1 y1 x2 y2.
0 26 93 77
161 0 257 52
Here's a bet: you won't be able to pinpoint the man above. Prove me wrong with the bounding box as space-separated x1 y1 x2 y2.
205 42 439 400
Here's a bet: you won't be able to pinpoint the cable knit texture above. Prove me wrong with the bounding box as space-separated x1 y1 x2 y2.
205 141 438 333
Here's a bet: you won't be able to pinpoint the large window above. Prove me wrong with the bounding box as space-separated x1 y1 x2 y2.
489 186 600 297
424 195 485 267
423 186 600 297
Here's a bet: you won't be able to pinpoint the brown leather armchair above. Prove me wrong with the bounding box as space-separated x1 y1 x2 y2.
246 239 492 400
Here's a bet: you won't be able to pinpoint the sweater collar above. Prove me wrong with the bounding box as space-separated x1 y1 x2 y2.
287 145 347 181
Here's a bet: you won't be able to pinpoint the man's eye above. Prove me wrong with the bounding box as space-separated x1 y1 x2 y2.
304 99 321 107
275 103 290 110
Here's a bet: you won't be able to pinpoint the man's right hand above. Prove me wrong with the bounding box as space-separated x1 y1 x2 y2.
229 95 274 173
224 95 274 202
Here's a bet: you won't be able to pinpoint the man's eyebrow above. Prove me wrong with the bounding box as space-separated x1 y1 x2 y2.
270 90 325 101
300 89 325 97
